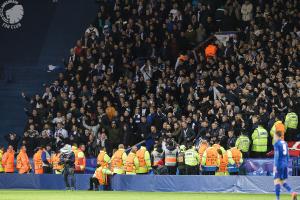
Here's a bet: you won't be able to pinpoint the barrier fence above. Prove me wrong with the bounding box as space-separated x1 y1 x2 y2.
0 174 300 193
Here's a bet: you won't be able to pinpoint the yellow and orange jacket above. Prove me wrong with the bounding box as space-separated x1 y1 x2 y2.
33 149 43 174
74 147 86 172
2 149 15 173
110 148 127 174
17 149 31 174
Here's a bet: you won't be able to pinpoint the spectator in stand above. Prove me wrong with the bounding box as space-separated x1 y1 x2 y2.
17 0 300 163
4 133 20 151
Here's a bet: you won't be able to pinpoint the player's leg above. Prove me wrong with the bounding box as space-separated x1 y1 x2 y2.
274 178 281 200
282 180 297 200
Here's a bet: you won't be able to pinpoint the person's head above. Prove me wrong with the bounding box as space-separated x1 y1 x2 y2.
274 131 282 142
111 121 117 128
20 145 27 152
118 144 124 149
228 129 234 138
0 145 4 151
131 146 137 153
7 145 13 151
150 126 157 133
57 122 63 129
79 144 85 151
181 121 187 129
100 146 106 152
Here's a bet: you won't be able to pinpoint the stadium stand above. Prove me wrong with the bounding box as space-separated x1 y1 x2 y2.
1 0 300 180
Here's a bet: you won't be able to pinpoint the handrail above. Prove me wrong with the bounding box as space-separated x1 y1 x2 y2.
125 139 146 153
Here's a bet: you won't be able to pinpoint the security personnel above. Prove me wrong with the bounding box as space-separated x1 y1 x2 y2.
125 146 139 175
51 150 63 174
151 144 164 171
16 145 31 174
235 132 250 158
0 145 4 173
110 144 127 174
198 140 209 164
164 139 178 175
215 148 229 176
177 145 186 175
185 144 200 175
97 147 110 167
89 165 113 191
227 146 243 167
227 146 243 175
285 111 298 141
270 118 285 144
33 147 44 174
252 124 268 158
2 145 15 173
136 146 151 174
201 146 219 175
74 144 86 174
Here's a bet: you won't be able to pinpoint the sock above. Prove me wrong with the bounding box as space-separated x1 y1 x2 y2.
275 184 281 200
282 182 292 193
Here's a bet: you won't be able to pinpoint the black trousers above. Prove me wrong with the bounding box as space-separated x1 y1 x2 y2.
43 166 52 174
285 128 298 141
178 166 186 175
89 177 99 190
251 151 265 158
167 166 177 175
63 167 75 189
186 165 199 175
242 151 249 159
202 171 215 175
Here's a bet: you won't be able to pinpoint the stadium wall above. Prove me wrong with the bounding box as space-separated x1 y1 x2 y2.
0 174 300 193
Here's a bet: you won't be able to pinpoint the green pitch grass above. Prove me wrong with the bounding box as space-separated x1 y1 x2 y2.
0 190 291 200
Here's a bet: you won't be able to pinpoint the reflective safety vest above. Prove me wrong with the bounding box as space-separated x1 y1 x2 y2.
198 143 208 163
17 150 31 174
151 150 164 167
2 150 15 173
202 147 219 166
0 150 4 172
111 149 126 174
51 153 63 172
285 112 298 129
227 147 243 165
217 153 228 173
125 152 136 173
252 126 268 152
94 167 113 185
33 150 43 174
97 151 109 167
185 149 199 166
164 148 178 166
75 149 86 172
235 135 250 153
136 148 146 167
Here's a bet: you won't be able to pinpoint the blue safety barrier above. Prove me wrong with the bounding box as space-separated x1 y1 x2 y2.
111 175 300 193
1 174 300 193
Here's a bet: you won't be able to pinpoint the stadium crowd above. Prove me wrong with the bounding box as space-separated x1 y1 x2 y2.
1 0 299 179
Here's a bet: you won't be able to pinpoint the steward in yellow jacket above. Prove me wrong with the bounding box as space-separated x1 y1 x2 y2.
125 146 139 175
136 146 151 174
16 146 31 174
89 166 113 191
110 144 127 174
97 147 110 167
0 145 4 173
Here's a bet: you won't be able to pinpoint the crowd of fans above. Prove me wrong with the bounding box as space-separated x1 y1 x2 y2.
5 0 300 158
